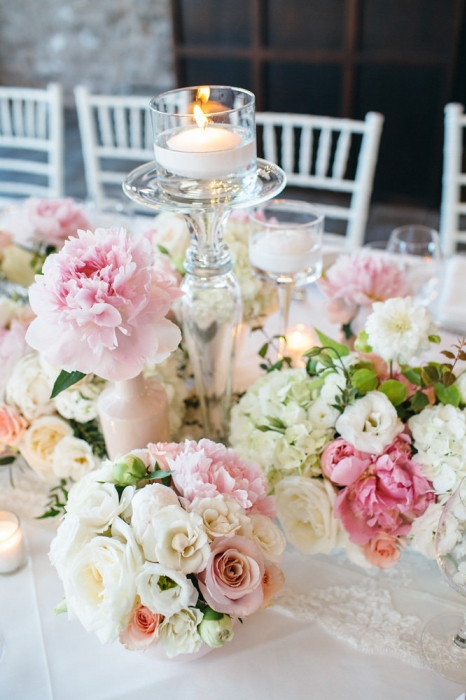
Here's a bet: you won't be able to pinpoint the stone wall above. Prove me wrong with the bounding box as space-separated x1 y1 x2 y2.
0 0 175 105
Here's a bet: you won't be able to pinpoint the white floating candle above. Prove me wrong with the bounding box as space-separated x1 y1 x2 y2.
0 511 26 574
250 229 319 274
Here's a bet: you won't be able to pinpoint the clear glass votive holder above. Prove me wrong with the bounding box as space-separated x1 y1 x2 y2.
150 86 257 201
0 511 27 575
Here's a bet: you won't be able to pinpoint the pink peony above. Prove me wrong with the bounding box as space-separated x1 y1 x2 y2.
362 533 404 570
25 228 183 381
198 535 265 616
321 438 371 486
261 563 285 609
318 251 412 325
169 438 275 518
151 252 182 289
119 604 162 651
335 434 435 545
25 197 91 248
0 403 27 448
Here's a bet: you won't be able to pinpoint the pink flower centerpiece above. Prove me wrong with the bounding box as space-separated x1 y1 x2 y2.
26 197 91 248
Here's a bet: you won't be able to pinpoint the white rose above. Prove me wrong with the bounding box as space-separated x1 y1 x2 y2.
190 495 252 541
54 381 103 423
248 513 286 563
158 607 203 658
19 415 73 481
409 502 461 559
336 391 404 454
63 518 142 645
276 476 342 555
6 353 55 420
66 472 135 531
52 436 99 481
136 562 198 616
131 483 180 549
148 505 210 574
49 513 95 578
150 212 190 263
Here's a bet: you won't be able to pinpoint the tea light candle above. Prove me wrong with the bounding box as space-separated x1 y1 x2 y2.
286 324 316 368
250 230 318 274
0 511 26 574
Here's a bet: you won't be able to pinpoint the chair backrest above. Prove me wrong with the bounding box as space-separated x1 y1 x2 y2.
0 83 64 198
440 103 466 256
74 85 154 210
255 111 384 249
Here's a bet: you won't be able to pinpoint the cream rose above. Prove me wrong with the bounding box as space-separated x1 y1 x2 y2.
136 561 198 616
49 513 95 578
66 471 135 531
276 476 342 555
6 353 55 420
249 513 286 564
131 483 180 552
52 436 99 481
1 245 36 286
335 391 404 454
19 415 73 481
190 495 252 541
148 505 210 574
158 607 203 658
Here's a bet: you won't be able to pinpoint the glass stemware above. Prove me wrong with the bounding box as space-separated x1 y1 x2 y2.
421 477 466 683
249 199 323 358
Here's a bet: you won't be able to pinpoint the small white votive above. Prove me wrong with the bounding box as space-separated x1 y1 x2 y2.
286 324 316 368
0 511 27 574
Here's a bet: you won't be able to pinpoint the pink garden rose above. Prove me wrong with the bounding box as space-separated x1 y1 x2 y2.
318 251 412 326
26 197 91 248
198 535 265 616
119 604 162 651
334 434 435 545
0 403 27 448
261 563 285 609
168 439 275 518
26 228 183 381
321 438 371 486
362 533 404 570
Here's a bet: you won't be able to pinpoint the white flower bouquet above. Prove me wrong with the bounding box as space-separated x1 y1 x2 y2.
231 296 466 570
49 439 285 658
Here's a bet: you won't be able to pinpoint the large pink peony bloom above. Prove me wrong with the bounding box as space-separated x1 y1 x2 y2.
168 438 276 518
335 434 434 545
197 535 265 616
26 227 183 381
318 251 412 325
26 197 91 248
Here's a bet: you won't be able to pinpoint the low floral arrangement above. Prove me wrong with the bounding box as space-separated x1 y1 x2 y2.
49 439 285 657
231 296 466 569
143 210 278 327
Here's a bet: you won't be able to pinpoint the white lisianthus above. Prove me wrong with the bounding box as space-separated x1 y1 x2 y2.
136 562 198 616
66 472 135 531
190 495 252 541
365 296 435 364
145 504 210 574
54 380 104 423
131 483 180 547
62 520 142 645
408 404 466 496
336 391 404 454
455 371 466 405
158 607 203 658
19 415 73 481
6 353 55 420
248 513 286 563
276 476 343 555
52 436 99 481
49 513 95 579
408 502 461 559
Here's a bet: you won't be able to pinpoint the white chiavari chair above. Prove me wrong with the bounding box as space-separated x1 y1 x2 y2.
440 103 466 256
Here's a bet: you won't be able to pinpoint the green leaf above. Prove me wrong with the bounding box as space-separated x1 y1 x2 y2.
202 606 224 621
428 334 441 344
351 368 378 395
435 382 461 406
302 346 322 358
442 370 457 388
378 380 407 407
341 322 354 340
409 390 429 413
157 244 170 256
148 469 172 481
400 367 424 387
0 455 16 466
354 329 372 354
314 329 350 357
258 342 269 359
51 370 86 398
422 365 440 384
53 598 67 615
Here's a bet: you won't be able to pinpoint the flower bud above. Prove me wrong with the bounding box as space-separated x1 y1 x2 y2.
198 614 234 648
112 454 147 485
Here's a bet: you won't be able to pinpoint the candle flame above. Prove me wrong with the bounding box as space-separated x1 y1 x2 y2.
196 87 210 103
193 104 209 130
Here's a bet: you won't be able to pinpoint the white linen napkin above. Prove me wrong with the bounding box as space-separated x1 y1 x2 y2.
435 255 466 332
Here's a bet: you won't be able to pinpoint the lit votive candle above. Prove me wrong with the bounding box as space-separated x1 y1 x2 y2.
249 229 320 274
286 324 316 367
0 511 26 574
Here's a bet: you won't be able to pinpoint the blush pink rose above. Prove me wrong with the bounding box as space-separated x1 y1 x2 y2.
147 441 181 472
362 533 404 570
335 434 435 545
198 535 265 617
119 604 162 651
0 403 27 448
26 197 91 248
321 438 372 486
169 439 275 518
261 563 285 609
26 227 183 381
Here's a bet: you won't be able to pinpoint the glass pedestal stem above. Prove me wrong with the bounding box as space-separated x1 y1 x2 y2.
277 284 292 360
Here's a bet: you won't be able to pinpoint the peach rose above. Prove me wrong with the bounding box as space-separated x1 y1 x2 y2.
362 533 404 570
261 563 285 609
0 403 27 448
119 604 163 651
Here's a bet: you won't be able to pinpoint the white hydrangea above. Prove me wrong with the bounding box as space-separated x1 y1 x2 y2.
408 403 466 496
54 379 104 423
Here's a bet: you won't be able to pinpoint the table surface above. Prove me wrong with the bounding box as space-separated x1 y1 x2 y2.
1 231 466 700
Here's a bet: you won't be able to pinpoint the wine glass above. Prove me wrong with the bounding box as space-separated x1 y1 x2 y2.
249 199 323 358
421 477 466 683
387 225 443 310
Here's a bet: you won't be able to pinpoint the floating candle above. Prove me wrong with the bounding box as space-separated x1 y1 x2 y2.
0 511 26 574
249 229 320 274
